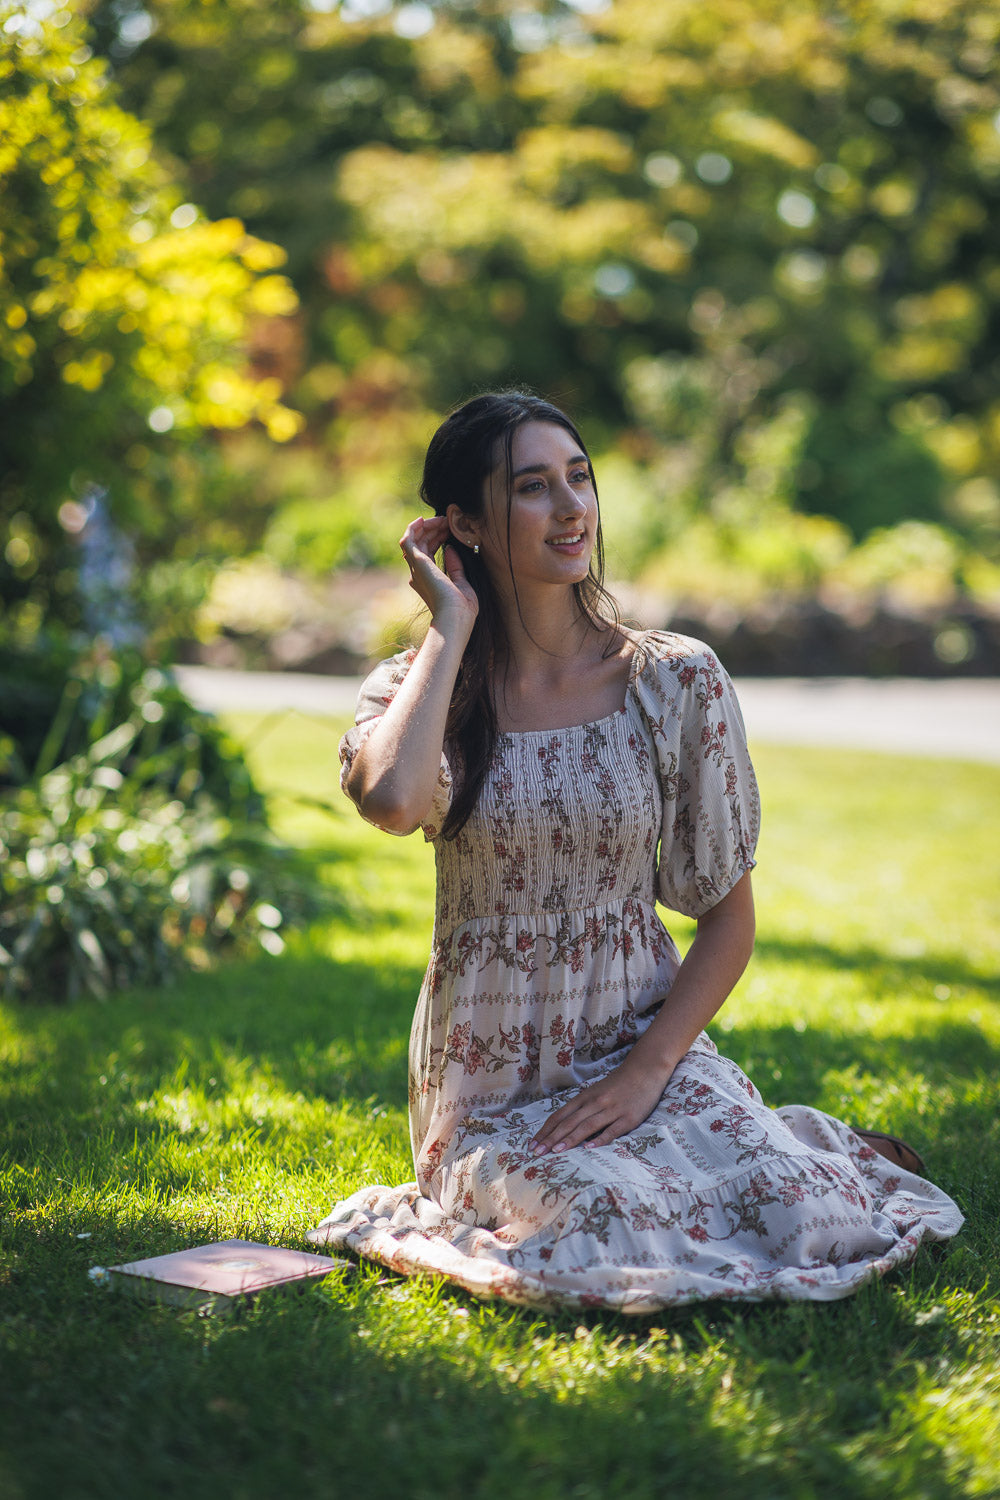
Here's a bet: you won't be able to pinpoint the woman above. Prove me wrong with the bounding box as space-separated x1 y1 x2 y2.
309 391 962 1312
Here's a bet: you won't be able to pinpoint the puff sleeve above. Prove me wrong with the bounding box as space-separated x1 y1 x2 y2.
338 650 454 841
632 631 760 919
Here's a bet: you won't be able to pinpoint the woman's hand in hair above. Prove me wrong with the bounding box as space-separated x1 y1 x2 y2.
400 516 479 629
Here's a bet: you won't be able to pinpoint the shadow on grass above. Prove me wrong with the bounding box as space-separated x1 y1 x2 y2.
5 947 420 1094
4 919 997 1191
719 1018 1000 1099
3 929 993 1497
754 933 1000 996
0 1203 977 1500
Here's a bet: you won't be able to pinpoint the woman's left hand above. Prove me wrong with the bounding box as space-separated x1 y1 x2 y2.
528 1053 673 1155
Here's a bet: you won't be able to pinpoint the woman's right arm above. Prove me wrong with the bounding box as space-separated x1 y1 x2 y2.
344 515 478 835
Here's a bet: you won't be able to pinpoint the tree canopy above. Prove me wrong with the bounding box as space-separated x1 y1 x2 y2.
5 0 1000 647
0 1 300 638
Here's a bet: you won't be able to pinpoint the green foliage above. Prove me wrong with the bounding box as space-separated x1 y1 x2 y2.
80 0 1000 583
0 640 263 814
798 403 946 538
640 511 852 613
0 716 291 1002
0 1 301 638
6 0 1000 647
0 650 323 1001
262 460 420 574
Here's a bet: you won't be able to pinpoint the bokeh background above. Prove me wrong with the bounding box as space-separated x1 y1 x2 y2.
2 23 1000 1491
3 0 1000 678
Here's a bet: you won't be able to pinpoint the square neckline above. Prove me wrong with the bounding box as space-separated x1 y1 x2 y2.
497 629 648 738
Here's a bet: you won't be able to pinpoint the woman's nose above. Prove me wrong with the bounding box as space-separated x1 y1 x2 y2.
555 481 588 518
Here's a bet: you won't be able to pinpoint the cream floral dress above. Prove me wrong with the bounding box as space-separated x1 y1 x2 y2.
309 630 963 1312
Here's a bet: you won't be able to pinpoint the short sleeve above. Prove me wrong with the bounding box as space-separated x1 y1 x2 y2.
632 631 760 919
339 650 454 841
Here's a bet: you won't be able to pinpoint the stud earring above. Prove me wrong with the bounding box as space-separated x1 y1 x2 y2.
473 544 480 554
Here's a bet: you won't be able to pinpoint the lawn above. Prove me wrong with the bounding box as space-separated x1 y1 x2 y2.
1 710 998 1500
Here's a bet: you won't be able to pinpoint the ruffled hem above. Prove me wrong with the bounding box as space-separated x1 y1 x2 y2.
308 1105 964 1314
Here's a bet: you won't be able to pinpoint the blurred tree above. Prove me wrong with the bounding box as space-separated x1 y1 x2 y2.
77 0 1000 575
0 1 302 643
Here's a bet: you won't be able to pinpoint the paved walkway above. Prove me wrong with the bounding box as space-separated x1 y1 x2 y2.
175 665 1000 765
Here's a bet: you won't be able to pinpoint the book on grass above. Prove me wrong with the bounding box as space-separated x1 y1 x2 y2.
96 1239 350 1313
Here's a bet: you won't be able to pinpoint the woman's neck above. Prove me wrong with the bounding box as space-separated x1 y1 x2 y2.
490 601 633 732
496 587 594 670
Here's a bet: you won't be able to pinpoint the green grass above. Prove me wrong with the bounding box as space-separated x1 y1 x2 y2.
2 710 998 1500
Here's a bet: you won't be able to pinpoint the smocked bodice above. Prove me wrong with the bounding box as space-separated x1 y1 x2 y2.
433 710 660 940
340 630 761 926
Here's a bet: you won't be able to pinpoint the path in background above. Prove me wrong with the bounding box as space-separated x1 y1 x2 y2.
175 665 1000 765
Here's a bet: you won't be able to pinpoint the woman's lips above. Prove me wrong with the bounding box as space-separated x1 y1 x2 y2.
546 532 586 552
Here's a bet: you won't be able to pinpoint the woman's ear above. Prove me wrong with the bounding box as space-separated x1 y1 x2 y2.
446 503 479 551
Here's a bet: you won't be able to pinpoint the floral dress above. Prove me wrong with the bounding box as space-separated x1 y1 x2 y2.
309 630 963 1312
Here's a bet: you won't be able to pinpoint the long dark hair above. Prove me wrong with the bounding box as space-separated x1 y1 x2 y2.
420 390 620 839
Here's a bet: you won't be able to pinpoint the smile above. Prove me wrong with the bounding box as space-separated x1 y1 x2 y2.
546 533 585 548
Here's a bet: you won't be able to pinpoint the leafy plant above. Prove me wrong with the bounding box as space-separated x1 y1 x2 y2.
0 1 302 640
0 640 263 818
0 647 326 1001
0 711 305 1002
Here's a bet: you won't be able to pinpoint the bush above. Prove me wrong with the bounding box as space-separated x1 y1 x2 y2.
0 645 319 1001
0 716 298 1001
0 640 262 818
0 5 301 641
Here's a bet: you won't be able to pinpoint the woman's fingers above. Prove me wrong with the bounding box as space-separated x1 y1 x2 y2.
440 542 467 581
398 516 479 620
531 1093 613 1154
400 514 450 563
529 1061 669 1154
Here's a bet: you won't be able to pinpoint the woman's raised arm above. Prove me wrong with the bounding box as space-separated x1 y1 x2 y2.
344 516 477 835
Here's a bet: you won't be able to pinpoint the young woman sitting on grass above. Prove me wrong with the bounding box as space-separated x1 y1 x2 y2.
309 391 963 1312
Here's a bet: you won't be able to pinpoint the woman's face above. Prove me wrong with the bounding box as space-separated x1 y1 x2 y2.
470 420 598 590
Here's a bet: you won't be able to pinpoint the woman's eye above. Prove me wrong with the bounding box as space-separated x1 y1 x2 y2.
570 469 590 484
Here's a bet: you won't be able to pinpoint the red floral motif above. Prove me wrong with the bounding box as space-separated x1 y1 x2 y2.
708 1103 781 1165
421 1136 447 1177
777 1173 808 1207
445 1020 470 1057
700 719 728 764
666 1079 715 1117
537 739 562 775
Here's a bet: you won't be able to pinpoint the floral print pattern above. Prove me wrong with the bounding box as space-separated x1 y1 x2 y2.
311 631 963 1312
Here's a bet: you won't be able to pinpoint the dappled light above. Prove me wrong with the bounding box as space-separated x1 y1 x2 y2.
3 713 999 1492
3 1 1000 1491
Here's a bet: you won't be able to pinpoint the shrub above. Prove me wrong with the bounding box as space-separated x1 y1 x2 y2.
0 640 262 817
0 712 305 1002
0 645 320 1001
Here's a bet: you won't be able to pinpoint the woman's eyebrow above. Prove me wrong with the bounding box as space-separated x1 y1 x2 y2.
511 453 588 479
